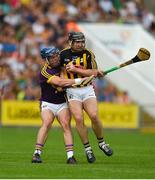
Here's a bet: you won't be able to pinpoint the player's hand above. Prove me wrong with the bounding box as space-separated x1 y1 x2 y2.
97 70 104 77
66 63 77 73
91 70 104 77
72 75 95 87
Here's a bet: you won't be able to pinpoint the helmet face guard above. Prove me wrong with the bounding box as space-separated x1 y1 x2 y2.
68 32 85 51
40 47 60 60
68 31 85 43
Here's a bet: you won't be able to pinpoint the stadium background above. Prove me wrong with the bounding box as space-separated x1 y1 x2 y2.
0 0 155 179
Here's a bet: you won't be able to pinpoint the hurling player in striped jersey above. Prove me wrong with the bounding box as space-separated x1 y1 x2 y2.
60 32 113 163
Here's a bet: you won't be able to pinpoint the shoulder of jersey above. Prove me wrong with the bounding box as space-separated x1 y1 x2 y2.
85 48 94 54
60 47 70 54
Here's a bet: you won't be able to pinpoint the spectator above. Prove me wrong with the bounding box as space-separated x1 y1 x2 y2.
1 0 151 102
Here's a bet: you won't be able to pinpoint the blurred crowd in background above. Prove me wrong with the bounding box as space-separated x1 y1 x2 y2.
1 0 154 104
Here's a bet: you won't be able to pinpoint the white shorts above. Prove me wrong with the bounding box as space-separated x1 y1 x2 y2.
66 85 96 102
41 101 68 116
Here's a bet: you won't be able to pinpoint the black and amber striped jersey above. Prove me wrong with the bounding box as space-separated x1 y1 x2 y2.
60 48 98 79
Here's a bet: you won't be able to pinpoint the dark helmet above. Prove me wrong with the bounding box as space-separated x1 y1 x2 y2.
68 31 85 42
40 47 59 60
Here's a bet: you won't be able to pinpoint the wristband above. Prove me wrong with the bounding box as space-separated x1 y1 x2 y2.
74 78 82 85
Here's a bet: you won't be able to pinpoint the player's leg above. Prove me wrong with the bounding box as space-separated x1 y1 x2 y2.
83 97 113 156
68 100 95 163
83 98 103 137
57 107 77 164
32 109 55 163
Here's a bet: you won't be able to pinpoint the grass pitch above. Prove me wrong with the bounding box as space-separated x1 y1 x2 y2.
0 127 155 179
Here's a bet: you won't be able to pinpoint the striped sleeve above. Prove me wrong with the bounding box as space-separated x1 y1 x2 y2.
41 64 54 83
86 49 98 69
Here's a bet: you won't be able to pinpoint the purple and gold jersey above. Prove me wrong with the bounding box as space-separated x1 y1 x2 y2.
39 63 66 104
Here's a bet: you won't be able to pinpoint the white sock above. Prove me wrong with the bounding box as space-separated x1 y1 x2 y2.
85 147 92 152
34 149 42 155
67 151 73 159
99 141 105 148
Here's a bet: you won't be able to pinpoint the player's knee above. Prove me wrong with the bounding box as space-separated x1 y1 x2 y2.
74 115 83 124
61 121 70 131
75 118 85 129
89 113 98 122
42 121 52 130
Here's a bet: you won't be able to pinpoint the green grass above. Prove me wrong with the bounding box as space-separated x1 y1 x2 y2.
0 127 155 179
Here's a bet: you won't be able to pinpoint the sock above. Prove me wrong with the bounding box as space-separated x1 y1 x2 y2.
84 142 92 152
97 137 105 148
67 151 73 159
34 143 44 155
34 149 42 155
65 144 74 159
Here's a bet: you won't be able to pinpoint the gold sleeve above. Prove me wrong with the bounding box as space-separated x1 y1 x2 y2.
47 75 56 83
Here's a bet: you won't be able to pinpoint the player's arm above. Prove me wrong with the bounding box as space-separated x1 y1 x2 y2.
47 75 94 87
47 75 75 87
66 65 103 77
66 53 104 77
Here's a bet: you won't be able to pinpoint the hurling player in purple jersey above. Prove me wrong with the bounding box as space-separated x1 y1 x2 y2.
32 47 94 164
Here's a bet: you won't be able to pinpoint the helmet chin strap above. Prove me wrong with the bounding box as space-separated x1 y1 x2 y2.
46 58 50 64
69 41 72 46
